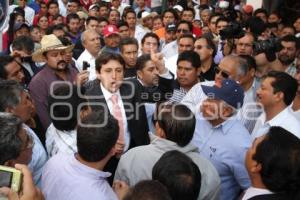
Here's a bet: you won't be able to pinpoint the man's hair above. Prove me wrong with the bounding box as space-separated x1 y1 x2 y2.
47 24 65 35
162 9 179 22
119 37 138 52
216 16 229 26
66 13 80 24
77 111 119 162
68 0 80 5
253 8 268 17
98 16 109 24
177 50 201 69
12 36 35 54
208 13 222 24
122 8 136 20
47 0 59 8
196 36 217 57
108 9 120 17
0 80 23 112
253 126 300 196
245 17 267 38
0 56 17 79
117 20 129 29
136 54 151 71
0 113 23 165
48 84 87 131
124 180 171 200
58 36 72 46
263 71 298 106
95 52 125 72
86 16 99 25
176 20 193 33
182 8 195 17
154 104 195 147
238 55 257 72
141 32 160 47
152 150 201 200
281 25 296 35
280 34 297 44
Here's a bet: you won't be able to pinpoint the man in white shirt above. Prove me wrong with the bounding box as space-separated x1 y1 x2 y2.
8 0 35 25
252 71 300 139
42 111 119 200
243 126 300 200
77 29 101 81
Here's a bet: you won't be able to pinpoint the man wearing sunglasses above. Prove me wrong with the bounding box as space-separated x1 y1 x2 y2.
182 55 261 132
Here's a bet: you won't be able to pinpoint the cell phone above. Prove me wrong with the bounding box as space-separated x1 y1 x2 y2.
82 61 90 71
0 165 22 192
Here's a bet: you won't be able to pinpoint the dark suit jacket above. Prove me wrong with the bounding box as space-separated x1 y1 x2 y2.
84 79 149 147
248 193 293 200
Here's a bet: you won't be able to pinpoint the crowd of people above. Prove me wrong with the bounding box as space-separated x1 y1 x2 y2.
0 0 300 200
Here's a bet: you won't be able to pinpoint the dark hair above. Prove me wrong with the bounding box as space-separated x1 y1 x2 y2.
209 13 222 24
245 17 267 38
182 8 195 18
117 20 129 29
77 111 119 162
154 104 195 147
0 56 16 79
152 150 201 200
280 34 297 44
136 54 151 71
238 55 257 71
48 84 87 131
124 180 171 200
196 35 217 57
0 80 23 112
153 15 162 22
141 32 160 47
253 126 300 197
11 36 35 53
47 0 59 8
176 20 193 32
263 71 297 105
253 8 268 17
0 113 23 165
119 37 138 52
86 16 99 25
162 9 179 22
177 50 200 69
68 0 80 5
7 11 25 47
216 16 229 26
47 23 65 35
98 16 109 24
52 14 63 21
122 8 136 20
95 52 125 72
281 25 296 35
108 9 120 18
66 13 80 24
178 33 195 43
58 36 72 46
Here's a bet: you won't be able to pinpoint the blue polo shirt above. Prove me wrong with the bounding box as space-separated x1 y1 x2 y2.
192 113 251 200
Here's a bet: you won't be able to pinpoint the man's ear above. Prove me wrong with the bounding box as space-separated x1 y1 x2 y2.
155 122 166 139
5 106 14 114
275 91 284 102
136 70 143 80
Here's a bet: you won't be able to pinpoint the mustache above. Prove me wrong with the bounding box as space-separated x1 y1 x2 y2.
57 60 67 66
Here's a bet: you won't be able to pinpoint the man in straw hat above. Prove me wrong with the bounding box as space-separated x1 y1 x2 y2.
28 34 89 130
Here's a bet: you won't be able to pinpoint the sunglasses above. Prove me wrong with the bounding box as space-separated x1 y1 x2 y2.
215 66 230 79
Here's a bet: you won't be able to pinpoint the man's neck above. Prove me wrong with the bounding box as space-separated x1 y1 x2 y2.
200 58 213 73
209 118 226 127
241 78 254 92
264 103 286 121
251 175 267 190
181 79 200 91
75 154 108 171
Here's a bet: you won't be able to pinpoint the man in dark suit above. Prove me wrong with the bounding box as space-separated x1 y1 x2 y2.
84 52 173 182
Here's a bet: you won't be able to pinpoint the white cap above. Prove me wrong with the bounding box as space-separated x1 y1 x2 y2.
141 11 151 19
173 5 183 12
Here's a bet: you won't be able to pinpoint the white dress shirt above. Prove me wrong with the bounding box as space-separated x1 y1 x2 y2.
252 107 300 139
46 123 77 157
289 103 300 121
242 187 273 200
77 49 97 81
58 0 67 17
165 53 178 78
8 5 35 25
161 40 178 59
100 84 130 152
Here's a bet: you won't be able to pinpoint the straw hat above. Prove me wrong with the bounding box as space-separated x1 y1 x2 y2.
32 34 74 62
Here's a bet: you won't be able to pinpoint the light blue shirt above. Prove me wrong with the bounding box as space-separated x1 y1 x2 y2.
41 154 118 200
192 113 251 200
24 124 48 188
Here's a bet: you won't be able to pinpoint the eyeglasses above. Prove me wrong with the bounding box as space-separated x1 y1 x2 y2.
176 29 189 33
215 66 230 79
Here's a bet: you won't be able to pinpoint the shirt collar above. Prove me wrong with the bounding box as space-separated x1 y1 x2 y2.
100 83 121 102
266 107 289 126
209 115 237 135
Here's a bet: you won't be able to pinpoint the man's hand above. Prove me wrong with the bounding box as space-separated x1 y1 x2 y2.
150 49 167 74
113 180 130 200
115 140 125 158
0 164 44 200
75 70 89 86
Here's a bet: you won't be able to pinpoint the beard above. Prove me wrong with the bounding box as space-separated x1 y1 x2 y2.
278 54 295 66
